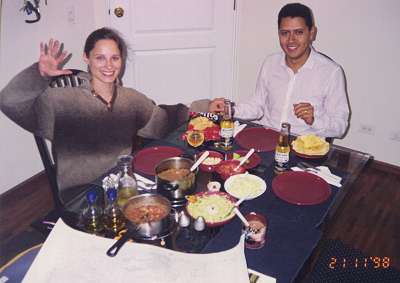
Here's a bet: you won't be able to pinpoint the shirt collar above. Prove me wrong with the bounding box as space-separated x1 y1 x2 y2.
279 46 316 71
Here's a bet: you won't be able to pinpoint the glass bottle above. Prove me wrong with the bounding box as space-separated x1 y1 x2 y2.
220 99 234 150
117 155 138 208
274 122 291 174
82 190 104 234
103 188 125 234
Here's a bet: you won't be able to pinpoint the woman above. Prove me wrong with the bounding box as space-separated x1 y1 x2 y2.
0 27 208 201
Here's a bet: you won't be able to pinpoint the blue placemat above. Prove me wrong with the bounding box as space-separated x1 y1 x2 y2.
202 215 321 283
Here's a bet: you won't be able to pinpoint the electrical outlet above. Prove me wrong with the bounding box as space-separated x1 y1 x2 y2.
358 123 375 135
389 131 400 142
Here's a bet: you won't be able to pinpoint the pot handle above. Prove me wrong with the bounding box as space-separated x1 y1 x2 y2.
163 183 179 191
106 231 131 257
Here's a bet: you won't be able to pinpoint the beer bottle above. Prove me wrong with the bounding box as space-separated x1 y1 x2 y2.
219 99 234 150
274 122 290 174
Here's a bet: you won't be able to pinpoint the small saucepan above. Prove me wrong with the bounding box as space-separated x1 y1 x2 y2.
106 193 171 257
155 157 198 200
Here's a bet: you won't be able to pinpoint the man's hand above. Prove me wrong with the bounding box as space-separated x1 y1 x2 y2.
208 97 225 113
293 102 314 125
38 38 72 78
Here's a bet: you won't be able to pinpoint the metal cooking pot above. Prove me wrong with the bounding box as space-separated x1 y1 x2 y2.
123 194 171 237
155 157 198 200
106 194 172 257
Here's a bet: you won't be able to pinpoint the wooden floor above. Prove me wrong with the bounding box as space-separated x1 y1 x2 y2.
297 161 400 282
1 161 399 278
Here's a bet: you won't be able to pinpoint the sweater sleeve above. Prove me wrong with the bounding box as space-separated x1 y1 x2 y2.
137 99 210 139
0 63 51 135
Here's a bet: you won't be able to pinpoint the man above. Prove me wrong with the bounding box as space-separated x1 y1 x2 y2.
209 3 349 138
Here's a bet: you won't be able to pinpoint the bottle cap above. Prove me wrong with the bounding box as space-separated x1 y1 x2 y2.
86 190 97 204
106 188 117 201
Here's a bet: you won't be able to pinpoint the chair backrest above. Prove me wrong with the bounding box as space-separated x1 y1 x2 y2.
34 69 83 210
49 69 83 88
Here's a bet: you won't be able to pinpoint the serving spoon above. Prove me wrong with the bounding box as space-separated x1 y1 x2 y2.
234 148 255 171
190 151 210 172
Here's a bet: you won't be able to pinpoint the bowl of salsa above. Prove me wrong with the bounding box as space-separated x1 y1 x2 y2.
215 160 246 181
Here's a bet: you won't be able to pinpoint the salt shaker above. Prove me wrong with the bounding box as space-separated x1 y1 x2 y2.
193 216 206 231
179 211 191 227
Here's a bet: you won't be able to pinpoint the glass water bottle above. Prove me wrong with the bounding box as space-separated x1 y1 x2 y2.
117 155 138 208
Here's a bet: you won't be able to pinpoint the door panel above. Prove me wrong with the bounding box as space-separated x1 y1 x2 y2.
134 48 213 104
109 0 235 104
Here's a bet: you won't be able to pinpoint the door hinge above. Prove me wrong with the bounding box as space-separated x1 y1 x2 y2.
233 0 236 11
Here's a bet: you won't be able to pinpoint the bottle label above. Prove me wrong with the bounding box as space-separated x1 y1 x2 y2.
220 128 234 139
274 151 289 163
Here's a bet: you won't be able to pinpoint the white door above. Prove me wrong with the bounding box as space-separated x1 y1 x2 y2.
108 0 236 104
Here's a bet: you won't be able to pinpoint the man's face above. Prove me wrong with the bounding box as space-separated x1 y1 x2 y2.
278 17 316 67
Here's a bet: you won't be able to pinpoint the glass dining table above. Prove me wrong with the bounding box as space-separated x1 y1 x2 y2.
61 122 372 283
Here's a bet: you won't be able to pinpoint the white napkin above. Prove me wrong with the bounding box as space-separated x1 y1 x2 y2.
102 173 155 191
134 173 156 191
233 121 247 137
291 166 342 188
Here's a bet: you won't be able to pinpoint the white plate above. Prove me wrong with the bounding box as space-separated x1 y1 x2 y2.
224 174 267 200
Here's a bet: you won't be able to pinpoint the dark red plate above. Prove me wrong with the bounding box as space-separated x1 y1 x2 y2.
227 150 261 169
272 171 331 205
235 127 279 152
132 146 184 175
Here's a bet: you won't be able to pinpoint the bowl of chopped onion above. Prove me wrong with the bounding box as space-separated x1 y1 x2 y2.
199 150 224 172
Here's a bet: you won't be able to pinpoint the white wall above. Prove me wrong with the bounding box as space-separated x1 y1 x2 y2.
0 0 100 194
235 0 400 166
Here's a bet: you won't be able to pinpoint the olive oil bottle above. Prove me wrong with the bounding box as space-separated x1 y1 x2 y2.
274 122 290 174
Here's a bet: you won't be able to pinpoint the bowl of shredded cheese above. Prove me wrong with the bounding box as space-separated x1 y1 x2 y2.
224 173 267 200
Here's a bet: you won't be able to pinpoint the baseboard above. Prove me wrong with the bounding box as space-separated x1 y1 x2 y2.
371 159 400 175
0 171 54 243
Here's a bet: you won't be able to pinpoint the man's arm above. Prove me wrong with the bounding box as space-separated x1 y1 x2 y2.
311 66 349 138
233 60 270 122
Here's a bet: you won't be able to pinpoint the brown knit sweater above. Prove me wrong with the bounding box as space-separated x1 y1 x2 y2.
0 63 210 192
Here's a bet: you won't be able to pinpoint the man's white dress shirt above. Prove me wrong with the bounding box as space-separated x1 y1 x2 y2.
234 48 349 138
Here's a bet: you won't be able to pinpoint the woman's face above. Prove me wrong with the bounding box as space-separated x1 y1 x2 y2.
84 39 122 85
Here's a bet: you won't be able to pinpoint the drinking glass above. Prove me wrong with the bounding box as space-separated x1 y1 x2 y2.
186 130 205 148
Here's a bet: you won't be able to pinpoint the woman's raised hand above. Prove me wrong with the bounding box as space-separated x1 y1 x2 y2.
38 39 72 78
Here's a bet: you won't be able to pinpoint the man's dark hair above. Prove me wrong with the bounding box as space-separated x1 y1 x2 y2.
278 3 314 30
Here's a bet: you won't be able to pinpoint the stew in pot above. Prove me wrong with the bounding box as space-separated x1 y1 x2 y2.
124 204 169 224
